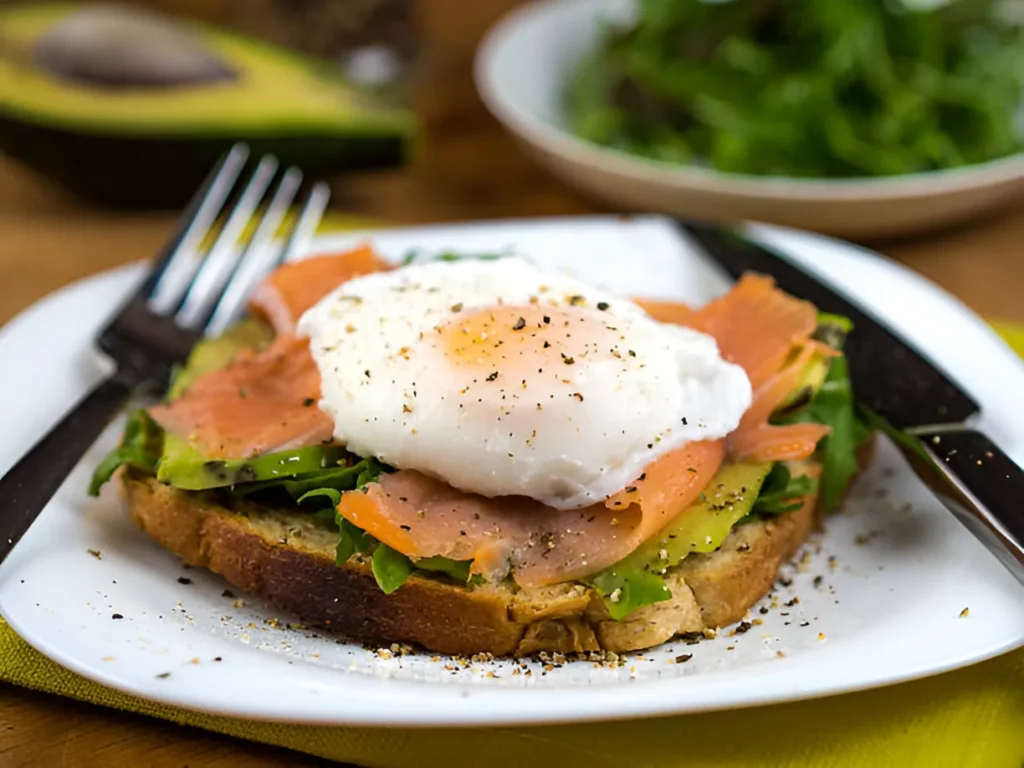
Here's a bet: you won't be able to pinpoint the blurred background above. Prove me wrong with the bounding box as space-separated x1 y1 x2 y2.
1 0 1023 321
0 0 549 214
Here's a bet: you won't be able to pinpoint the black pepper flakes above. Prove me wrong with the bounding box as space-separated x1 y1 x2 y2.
734 621 753 634
221 590 235 598
177 577 192 585
596 302 610 311
673 654 693 664
543 315 551 324
512 317 526 331
111 613 123 620
561 353 575 365
486 372 499 382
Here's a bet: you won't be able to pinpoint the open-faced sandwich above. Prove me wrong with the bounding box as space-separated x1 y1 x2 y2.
91 247 873 657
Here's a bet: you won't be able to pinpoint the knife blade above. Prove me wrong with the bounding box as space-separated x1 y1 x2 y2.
677 220 1024 586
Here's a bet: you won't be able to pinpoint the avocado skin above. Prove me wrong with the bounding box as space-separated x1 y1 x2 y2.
0 117 408 209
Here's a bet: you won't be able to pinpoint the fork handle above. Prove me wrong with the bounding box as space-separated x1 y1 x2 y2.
0 371 137 562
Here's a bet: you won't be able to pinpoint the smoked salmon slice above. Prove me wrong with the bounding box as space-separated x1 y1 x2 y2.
688 274 819 390
339 440 726 587
634 298 698 327
149 335 333 458
248 244 392 334
638 275 830 463
728 344 831 463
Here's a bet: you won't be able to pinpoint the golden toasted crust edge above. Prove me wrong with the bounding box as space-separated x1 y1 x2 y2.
118 459 846 657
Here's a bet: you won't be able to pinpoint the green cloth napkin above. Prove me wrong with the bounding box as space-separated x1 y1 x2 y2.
1 226 1022 765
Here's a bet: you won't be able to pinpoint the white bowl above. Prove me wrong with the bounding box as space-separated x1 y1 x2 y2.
474 0 1024 239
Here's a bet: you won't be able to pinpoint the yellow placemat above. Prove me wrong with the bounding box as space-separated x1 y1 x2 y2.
1 232 1022 766
0 620 1021 767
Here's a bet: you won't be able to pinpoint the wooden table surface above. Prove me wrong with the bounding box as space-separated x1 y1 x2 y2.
2 5 1024 766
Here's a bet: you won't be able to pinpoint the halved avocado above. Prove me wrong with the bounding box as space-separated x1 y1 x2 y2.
0 3 417 208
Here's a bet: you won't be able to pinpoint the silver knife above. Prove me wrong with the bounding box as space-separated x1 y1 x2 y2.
678 221 1024 586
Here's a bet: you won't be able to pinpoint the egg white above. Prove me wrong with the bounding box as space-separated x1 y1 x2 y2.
298 258 751 509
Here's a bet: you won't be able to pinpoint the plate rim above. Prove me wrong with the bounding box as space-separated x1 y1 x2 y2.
1 217 1022 727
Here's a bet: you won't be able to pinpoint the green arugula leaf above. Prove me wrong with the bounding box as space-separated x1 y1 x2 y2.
589 567 672 621
297 488 342 506
752 464 819 515
355 457 387 488
415 556 474 585
779 355 865 511
371 543 417 594
336 517 373 566
402 250 508 266
804 356 860 511
311 507 339 525
232 457 385 500
88 410 161 496
567 1 1024 178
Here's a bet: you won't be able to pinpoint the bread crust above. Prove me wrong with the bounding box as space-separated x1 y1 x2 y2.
121 467 829 656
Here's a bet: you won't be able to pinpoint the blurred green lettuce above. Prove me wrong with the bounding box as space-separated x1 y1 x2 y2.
566 0 1024 177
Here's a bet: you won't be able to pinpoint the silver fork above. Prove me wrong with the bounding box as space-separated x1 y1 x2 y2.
0 143 330 562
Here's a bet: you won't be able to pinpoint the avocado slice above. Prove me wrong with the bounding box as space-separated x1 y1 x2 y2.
168 317 273 399
0 3 416 208
589 462 772 619
774 313 854 414
157 316 352 491
233 456 387 500
157 432 349 491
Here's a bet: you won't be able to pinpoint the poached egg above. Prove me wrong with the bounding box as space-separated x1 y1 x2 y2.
298 258 751 509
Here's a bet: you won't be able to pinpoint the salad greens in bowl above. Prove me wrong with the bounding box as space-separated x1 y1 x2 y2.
567 0 1024 179
475 0 1024 238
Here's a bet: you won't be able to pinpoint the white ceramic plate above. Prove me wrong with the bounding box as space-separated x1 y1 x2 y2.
475 0 1024 239
0 216 1022 727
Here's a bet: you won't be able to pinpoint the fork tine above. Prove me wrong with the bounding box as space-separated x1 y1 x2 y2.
204 166 305 336
281 181 331 264
175 155 279 329
148 143 249 314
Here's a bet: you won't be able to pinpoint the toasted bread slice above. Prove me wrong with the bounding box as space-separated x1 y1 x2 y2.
121 469 821 657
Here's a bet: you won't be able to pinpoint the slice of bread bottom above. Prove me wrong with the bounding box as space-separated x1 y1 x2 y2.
121 470 816 657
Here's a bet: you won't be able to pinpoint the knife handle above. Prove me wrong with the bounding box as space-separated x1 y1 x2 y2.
903 429 1024 585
